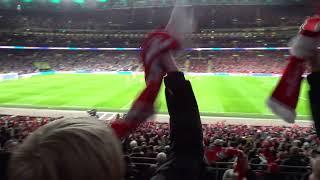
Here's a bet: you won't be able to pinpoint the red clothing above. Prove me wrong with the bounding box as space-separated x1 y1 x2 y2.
261 148 275 163
206 147 246 180
205 146 242 164
205 146 224 164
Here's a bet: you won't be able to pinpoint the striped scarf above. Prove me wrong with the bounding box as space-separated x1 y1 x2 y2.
111 30 180 139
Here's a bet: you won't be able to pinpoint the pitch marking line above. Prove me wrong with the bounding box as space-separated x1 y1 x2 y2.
107 113 117 121
199 111 274 116
299 97 308 101
199 110 310 117
1 104 310 117
98 113 108 120
120 100 133 110
61 105 90 108
3 103 34 106
155 114 311 122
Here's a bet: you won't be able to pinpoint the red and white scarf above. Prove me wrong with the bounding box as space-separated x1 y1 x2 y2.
111 30 180 139
267 16 320 123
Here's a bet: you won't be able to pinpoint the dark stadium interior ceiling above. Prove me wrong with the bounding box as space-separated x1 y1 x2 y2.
0 0 306 10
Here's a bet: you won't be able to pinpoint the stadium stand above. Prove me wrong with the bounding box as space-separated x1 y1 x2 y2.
0 6 309 30
0 50 140 73
0 115 318 180
0 5 308 48
0 115 63 145
0 31 297 48
1 2 320 180
0 50 290 74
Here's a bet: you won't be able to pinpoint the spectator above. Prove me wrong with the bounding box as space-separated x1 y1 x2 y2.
205 139 225 164
223 169 237 180
156 152 167 166
130 140 138 149
7 117 125 180
0 150 10 180
0 50 290 74
281 147 309 172
2 140 18 152
310 157 320 180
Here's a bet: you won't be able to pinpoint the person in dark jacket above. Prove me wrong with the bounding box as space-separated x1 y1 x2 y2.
0 151 10 180
151 72 206 180
308 66 320 137
295 16 320 137
149 52 209 180
281 146 309 172
150 53 249 180
307 45 320 180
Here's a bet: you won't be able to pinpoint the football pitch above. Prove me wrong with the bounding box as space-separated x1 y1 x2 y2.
0 74 311 119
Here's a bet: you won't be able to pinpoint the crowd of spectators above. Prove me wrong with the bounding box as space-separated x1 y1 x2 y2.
0 50 290 74
0 50 140 74
0 6 308 31
0 33 136 48
0 115 62 150
206 51 288 74
122 120 319 180
0 29 297 48
0 114 318 180
0 5 306 50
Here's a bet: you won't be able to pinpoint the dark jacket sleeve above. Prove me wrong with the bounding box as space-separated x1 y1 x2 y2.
151 72 217 180
0 152 10 180
164 72 203 159
307 72 320 137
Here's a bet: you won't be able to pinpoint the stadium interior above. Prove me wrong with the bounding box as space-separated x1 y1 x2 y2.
1 0 320 180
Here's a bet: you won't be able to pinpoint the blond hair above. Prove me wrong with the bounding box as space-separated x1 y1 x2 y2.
8 117 124 180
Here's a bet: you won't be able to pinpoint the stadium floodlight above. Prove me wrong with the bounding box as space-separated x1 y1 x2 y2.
50 0 61 4
72 0 85 4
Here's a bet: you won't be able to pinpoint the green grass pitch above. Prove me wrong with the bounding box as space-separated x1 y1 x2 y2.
0 74 311 119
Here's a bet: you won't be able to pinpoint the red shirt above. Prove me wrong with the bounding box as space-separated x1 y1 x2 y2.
205 146 224 164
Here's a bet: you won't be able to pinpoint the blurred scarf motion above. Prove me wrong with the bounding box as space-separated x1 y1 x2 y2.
111 5 195 139
267 16 320 123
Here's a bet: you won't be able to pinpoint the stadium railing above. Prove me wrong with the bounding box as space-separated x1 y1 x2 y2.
127 157 311 180
209 162 311 180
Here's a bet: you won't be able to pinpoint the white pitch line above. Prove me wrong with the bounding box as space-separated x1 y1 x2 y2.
199 111 274 116
61 105 89 108
98 113 108 120
154 114 311 121
120 100 133 110
3 103 34 106
107 113 117 121
200 110 309 117
299 97 308 101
